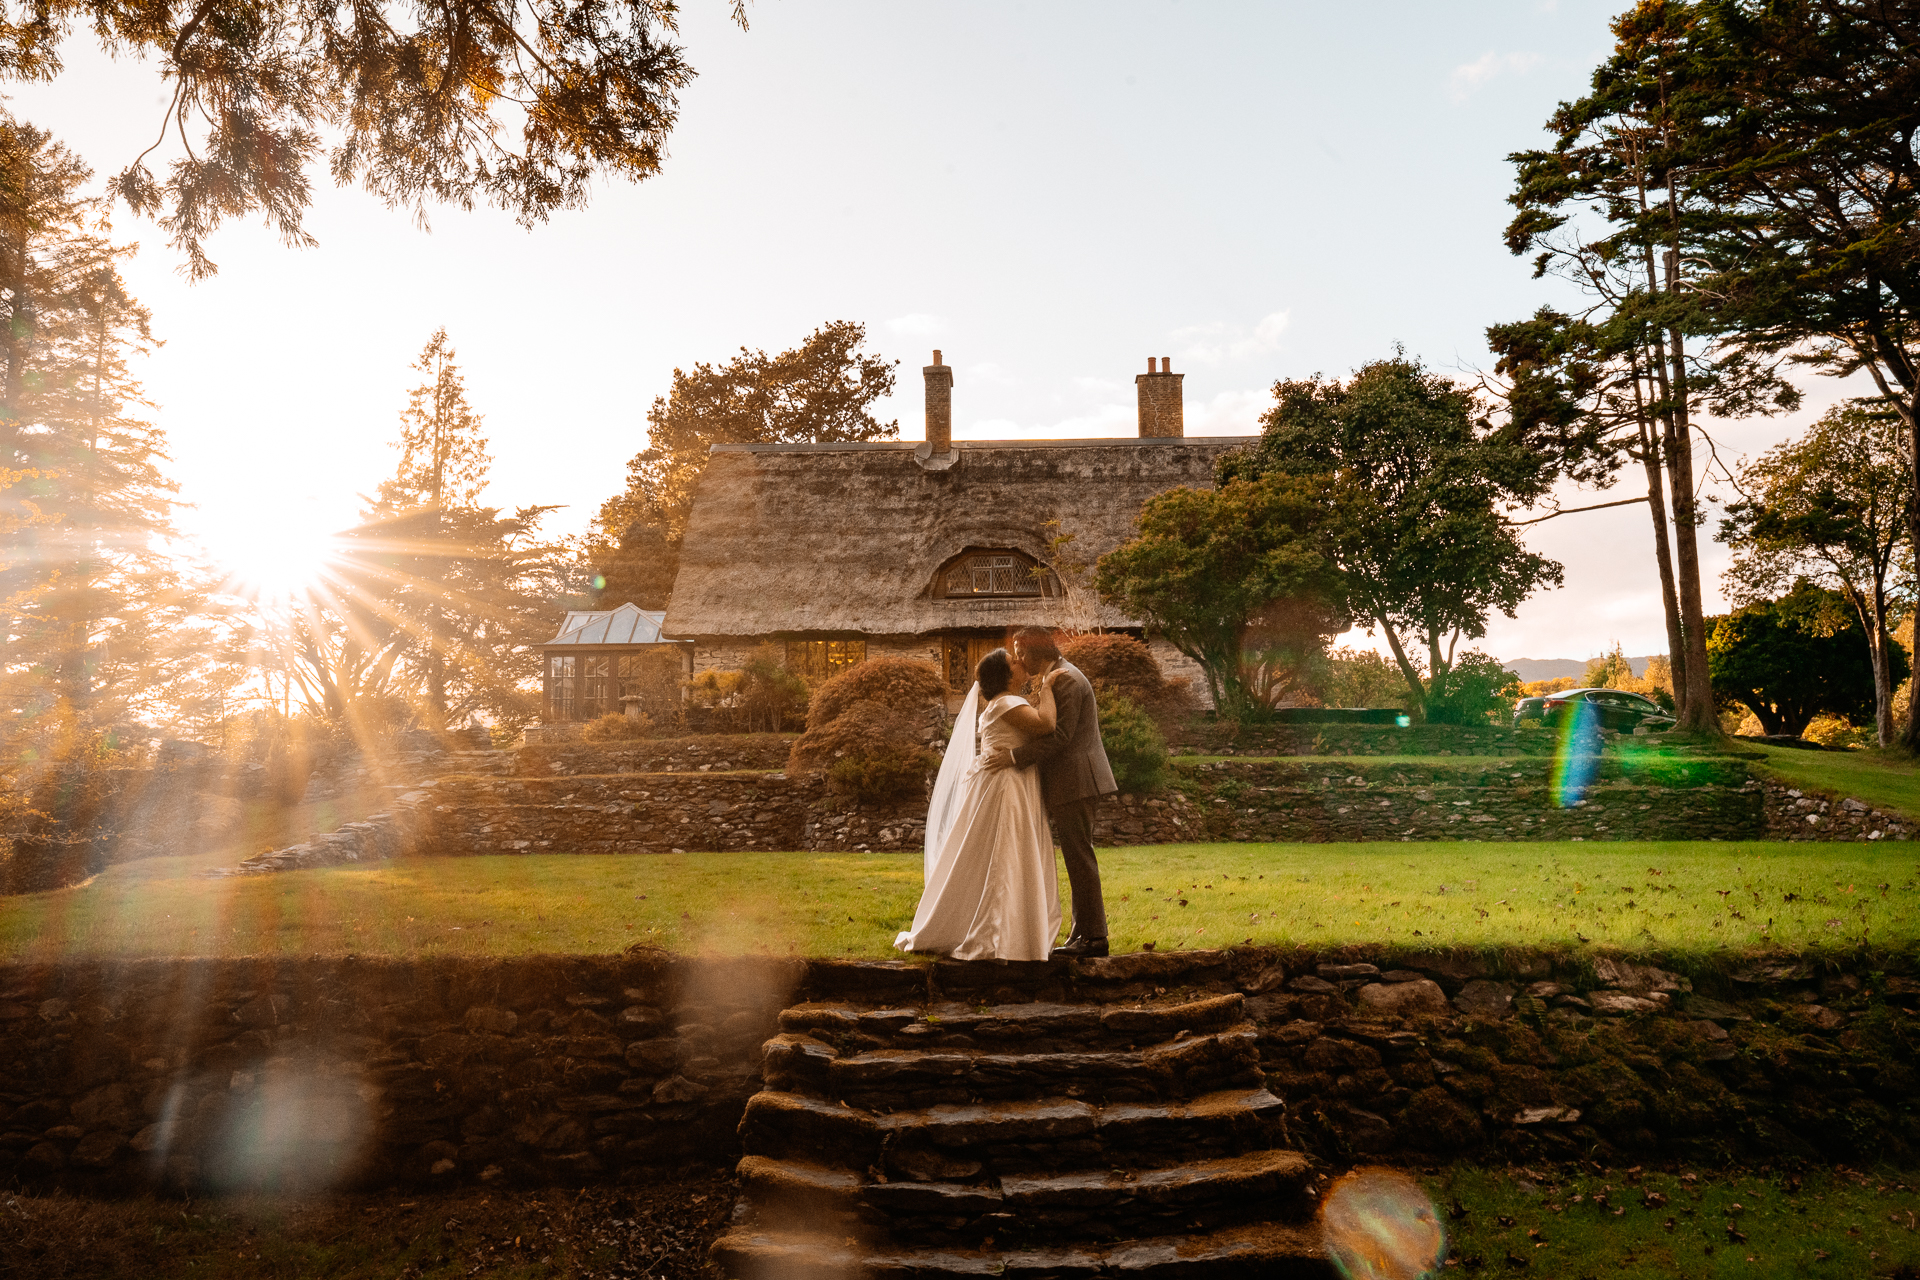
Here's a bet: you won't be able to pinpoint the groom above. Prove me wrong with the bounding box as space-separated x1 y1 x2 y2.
985 627 1117 958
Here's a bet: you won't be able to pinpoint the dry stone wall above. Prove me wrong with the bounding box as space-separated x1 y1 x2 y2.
4 948 1916 1195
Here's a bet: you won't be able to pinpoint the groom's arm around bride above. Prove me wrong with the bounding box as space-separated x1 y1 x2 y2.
992 628 1118 956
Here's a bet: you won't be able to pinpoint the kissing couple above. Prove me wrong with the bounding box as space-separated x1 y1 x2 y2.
895 627 1117 962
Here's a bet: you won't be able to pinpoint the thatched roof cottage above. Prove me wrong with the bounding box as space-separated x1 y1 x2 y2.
662 353 1256 704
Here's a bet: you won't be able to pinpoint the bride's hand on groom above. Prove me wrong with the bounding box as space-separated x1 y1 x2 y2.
982 747 1016 771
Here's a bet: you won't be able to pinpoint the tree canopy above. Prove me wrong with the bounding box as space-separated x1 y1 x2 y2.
1707 579 1903 738
590 320 897 608
1093 472 1344 722
1720 400 1911 744
0 0 743 276
1221 354 1564 722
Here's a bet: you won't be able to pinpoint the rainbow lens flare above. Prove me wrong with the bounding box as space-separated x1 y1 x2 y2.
1320 1167 1446 1280
1549 698 1601 808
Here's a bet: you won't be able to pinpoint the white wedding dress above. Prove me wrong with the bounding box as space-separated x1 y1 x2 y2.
895 686 1062 961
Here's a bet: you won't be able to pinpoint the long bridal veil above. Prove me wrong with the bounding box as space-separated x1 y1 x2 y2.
923 683 980 878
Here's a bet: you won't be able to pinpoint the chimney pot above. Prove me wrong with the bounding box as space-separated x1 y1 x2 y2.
933 349 942 365
1161 356 1171 373
1146 356 1156 372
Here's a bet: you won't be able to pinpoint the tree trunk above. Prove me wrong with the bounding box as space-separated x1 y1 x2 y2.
1637 411 1688 717
1905 383 1920 752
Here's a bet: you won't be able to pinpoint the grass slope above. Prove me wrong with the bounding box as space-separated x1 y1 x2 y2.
5 841 1919 961
1746 742 1920 821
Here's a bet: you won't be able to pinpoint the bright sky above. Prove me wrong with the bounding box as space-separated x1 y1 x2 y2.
9 0 1853 663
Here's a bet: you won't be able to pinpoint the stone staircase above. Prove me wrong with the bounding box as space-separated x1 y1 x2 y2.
710 963 1331 1279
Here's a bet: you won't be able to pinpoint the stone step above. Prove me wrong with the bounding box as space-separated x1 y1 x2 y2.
710 1218 1332 1280
737 1148 1315 1244
764 1026 1264 1106
740 1088 1287 1170
780 994 1247 1052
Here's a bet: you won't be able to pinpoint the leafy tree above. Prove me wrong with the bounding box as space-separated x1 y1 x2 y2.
1497 0 1808 734
1707 580 1903 738
1313 645 1415 711
1720 401 1912 744
375 329 492 511
1092 472 1343 722
589 320 898 606
0 0 743 277
1424 651 1522 726
1221 355 1564 723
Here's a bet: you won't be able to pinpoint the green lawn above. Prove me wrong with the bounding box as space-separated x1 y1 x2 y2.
1430 1164 1920 1278
1745 742 1920 820
5 840 1919 961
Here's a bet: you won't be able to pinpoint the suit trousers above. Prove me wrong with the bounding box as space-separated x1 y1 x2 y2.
1050 796 1107 940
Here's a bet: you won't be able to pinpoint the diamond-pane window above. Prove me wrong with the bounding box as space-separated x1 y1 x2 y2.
941 551 1046 598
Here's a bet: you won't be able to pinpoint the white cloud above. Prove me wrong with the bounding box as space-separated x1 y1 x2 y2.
1168 310 1291 366
960 402 1134 441
1448 51 1542 102
1186 387 1269 436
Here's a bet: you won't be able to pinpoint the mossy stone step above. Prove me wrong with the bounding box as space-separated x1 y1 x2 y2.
739 1088 1286 1169
709 1219 1332 1280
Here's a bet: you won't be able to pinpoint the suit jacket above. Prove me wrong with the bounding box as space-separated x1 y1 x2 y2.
1011 660 1117 808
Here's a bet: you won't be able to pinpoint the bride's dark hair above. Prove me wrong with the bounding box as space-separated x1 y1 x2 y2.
977 648 1014 700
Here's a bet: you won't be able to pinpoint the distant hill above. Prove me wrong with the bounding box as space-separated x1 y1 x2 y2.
1503 656 1660 683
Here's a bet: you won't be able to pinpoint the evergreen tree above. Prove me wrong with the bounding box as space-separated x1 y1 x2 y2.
0 119 211 742
0 117 222 888
0 0 731 277
375 329 491 511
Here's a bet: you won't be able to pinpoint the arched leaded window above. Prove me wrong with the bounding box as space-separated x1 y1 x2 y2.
935 549 1053 599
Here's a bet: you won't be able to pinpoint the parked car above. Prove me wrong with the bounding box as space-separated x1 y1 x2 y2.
1513 687 1675 733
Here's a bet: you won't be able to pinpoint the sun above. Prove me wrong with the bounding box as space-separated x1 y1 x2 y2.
195 500 347 610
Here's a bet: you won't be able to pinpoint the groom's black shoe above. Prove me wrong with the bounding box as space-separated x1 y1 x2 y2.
1052 935 1108 959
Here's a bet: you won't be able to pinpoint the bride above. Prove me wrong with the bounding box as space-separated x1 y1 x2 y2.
895 647 1062 961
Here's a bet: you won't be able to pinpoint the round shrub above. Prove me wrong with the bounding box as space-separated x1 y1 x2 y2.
827 739 941 805
1061 633 1196 731
804 657 946 730
1098 693 1169 795
583 712 652 742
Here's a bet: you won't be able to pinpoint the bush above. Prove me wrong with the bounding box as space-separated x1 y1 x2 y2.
1312 646 1415 711
1425 651 1521 725
737 648 809 732
583 712 652 742
1803 713 1870 749
827 740 941 805
788 658 947 801
1061 634 1196 730
1099 693 1169 795
804 657 946 730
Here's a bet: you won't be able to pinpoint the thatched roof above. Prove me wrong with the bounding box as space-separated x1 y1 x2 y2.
663 437 1255 638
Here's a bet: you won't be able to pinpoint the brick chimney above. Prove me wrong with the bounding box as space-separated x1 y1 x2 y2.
1136 356 1184 438
924 349 953 452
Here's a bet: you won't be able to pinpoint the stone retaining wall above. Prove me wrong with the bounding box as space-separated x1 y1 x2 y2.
221 742 1913 877
4 947 1916 1194
1169 722 1551 757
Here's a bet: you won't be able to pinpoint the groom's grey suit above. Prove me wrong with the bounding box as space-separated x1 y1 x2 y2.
1011 660 1117 939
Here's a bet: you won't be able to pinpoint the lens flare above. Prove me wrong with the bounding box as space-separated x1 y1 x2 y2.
1549 698 1601 808
1320 1167 1446 1280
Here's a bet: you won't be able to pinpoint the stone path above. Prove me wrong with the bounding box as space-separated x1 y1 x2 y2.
710 965 1331 1279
